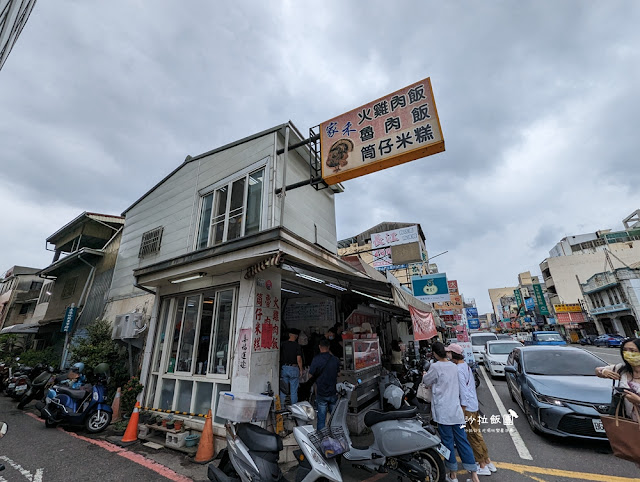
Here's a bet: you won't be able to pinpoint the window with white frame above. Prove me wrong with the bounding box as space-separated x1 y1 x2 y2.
196 168 265 250
146 287 237 417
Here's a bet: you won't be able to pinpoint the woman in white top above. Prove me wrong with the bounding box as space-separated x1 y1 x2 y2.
596 337 640 421
423 342 480 482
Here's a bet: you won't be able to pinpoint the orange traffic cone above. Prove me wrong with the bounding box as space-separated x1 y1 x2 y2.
111 387 122 422
193 409 215 463
121 401 140 444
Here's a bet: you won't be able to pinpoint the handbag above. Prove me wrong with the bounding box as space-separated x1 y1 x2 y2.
601 396 640 464
416 383 432 403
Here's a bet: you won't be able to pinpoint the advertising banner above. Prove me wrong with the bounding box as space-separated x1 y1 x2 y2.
411 273 450 303
320 78 445 185
61 306 77 333
467 318 480 330
556 312 586 324
457 341 475 364
532 283 550 315
369 225 420 269
525 297 535 311
553 303 582 313
514 289 524 315
433 293 463 311
409 305 438 341
447 280 459 293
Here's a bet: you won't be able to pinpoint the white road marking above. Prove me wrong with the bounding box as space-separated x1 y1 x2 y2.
0 456 44 481
480 366 533 461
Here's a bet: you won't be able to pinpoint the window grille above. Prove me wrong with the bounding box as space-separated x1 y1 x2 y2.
139 226 164 258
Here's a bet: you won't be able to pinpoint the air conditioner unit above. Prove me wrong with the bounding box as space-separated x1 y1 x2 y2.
111 312 146 340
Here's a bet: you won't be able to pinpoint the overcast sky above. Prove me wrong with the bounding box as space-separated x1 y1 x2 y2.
1 1 639 313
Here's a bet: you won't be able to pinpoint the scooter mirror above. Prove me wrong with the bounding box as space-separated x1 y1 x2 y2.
0 422 7 439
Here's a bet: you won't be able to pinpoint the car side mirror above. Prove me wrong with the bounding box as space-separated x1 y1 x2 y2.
504 365 517 374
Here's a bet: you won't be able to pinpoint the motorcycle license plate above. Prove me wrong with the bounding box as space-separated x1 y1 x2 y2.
15 386 27 394
8 383 15 389
592 419 605 433
436 443 451 460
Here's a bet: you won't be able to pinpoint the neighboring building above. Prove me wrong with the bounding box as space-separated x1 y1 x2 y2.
105 123 439 436
580 261 640 337
337 222 431 287
489 272 550 332
31 212 125 363
0 266 42 332
488 286 517 326
0 0 37 71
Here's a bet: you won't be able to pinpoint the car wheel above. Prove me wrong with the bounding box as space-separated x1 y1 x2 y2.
525 405 541 435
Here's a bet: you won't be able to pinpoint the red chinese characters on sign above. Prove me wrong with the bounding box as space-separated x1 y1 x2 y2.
556 312 586 324
253 278 281 352
447 280 458 293
261 318 273 349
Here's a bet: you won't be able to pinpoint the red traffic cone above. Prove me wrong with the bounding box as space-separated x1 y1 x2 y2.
194 409 215 463
121 401 140 443
111 387 122 422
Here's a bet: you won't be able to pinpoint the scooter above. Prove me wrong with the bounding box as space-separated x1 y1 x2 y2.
17 366 58 409
208 399 340 482
37 372 112 433
331 382 446 482
0 421 6 472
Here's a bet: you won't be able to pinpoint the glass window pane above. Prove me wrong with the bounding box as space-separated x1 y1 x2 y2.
194 382 214 417
159 378 176 410
176 295 200 373
246 169 263 236
213 383 232 425
176 380 194 413
227 178 246 241
153 301 171 373
197 194 213 249
167 297 185 373
146 375 158 407
195 291 216 375
211 187 228 245
210 289 234 375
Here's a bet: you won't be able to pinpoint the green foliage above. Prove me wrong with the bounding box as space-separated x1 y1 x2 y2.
69 320 130 397
0 334 23 365
121 376 144 417
13 347 58 368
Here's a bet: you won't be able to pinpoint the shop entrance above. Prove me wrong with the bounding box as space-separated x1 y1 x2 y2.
620 315 638 338
600 318 615 334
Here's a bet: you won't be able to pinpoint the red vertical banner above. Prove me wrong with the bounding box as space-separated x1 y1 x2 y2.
409 305 437 341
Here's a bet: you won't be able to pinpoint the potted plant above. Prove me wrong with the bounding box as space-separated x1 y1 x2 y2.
174 419 183 431
112 420 128 435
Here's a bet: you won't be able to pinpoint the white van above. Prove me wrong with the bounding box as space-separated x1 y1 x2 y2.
469 332 498 363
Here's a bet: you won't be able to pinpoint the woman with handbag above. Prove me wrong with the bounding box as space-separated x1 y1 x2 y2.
595 337 640 421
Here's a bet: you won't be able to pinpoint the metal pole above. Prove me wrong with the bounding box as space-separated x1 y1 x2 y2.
279 126 290 227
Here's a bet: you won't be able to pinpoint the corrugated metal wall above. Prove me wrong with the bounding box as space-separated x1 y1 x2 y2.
74 268 114 337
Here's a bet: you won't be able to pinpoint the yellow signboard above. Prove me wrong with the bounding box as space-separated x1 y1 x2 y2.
553 303 582 313
319 78 444 185
434 294 463 311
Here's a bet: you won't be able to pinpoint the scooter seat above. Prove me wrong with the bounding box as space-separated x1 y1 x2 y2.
56 386 88 399
364 406 418 427
236 423 283 453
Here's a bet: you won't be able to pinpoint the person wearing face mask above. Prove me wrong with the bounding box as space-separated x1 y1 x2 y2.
325 328 343 358
596 337 640 421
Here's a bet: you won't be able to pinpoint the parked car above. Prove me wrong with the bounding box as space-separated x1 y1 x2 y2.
593 334 625 347
523 331 567 346
469 332 498 363
496 334 515 340
505 346 612 439
484 340 523 377
579 335 598 346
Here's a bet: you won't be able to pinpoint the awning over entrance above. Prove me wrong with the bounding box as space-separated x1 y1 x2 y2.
0 322 40 334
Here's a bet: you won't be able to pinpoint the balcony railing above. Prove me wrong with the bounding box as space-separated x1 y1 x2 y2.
582 272 618 293
590 303 630 315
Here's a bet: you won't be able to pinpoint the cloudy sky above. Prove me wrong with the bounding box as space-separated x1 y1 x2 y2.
1 1 639 313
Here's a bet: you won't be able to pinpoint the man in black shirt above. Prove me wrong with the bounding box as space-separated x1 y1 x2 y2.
309 338 340 430
280 328 303 405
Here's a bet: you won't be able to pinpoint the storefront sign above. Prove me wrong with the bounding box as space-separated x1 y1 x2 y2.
553 303 582 313
253 277 281 352
409 305 438 341
411 273 450 303
235 328 251 378
556 312 586 324
457 342 475 365
433 293 463 311
61 306 77 333
525 298 535 310
369 225 421 269
467 318 480 330
441 314 455 323
465 307 478 319
320 78 445 185
532 283 550 315
448 280 459 293
513 289 524 315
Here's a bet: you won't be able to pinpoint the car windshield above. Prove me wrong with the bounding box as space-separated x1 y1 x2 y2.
536 333 564 342
471 335 497 346
489 343 521 355
524 350 603 376
497 335 512 339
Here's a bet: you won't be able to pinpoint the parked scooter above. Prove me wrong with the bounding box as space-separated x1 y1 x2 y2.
17 365 58 409
37 363 112 433
0 421 6 472
468 360 481 388
331 382 446 482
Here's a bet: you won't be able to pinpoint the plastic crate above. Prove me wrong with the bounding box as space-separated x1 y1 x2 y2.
216 392 272 422
309 426 349 459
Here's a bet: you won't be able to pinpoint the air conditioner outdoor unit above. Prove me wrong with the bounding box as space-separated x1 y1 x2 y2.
111 312 146 340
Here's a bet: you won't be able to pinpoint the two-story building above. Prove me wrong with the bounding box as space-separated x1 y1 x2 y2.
105 122 440 432
29 212 125 364
0 266 42 338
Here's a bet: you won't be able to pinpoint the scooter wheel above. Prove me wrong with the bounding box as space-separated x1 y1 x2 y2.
85 410 112 433
45 419 58 428
416 448 445 482
17 394 34 410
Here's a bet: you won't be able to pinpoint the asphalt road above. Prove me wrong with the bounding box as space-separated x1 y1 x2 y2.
1 344 638 482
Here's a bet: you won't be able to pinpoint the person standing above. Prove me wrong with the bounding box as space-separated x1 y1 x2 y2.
422 342 480 482
447 344 497 476
390 339 404 373
309 338 340 430
325 328 343 358
596 337 640 421
280 328 303 405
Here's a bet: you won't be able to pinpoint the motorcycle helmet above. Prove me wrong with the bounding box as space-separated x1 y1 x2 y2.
94 363 110 375
70 362 85 373
383 384 404 410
